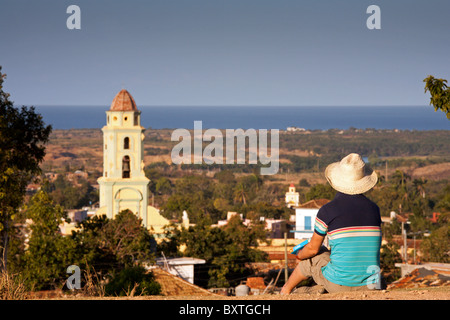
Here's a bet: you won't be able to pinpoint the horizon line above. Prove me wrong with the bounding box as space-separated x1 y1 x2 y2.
23 104 431 108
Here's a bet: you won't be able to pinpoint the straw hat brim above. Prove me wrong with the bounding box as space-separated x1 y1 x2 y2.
325 162 378 195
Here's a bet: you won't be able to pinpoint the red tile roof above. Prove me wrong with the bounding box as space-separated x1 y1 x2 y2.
297 199 330 209
388 267 450 289
110 89 138 112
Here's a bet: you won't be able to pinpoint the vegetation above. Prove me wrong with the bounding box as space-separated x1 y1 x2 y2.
0 67 52 271
7 191 160 294
0 271 28 300
420 212 450 263
104 266 161 297
156 170 292 224
69 210 160 296
16 191 76 291
424 75 450 119
43 174 98 209
158 214 268 288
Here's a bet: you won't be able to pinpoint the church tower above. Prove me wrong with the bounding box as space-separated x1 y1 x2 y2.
285 183 299 208
97 89 150 227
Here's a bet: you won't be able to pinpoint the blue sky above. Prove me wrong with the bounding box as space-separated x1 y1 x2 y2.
1 0 449 107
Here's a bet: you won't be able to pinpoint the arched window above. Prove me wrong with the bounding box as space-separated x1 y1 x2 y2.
122 156 130 178
124 137 130 149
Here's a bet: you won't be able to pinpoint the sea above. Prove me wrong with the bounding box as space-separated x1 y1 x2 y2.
32 105 449 131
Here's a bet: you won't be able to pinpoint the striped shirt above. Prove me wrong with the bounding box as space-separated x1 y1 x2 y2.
314 192 382 287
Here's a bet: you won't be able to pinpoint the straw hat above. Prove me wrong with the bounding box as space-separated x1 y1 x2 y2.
325 153 378 195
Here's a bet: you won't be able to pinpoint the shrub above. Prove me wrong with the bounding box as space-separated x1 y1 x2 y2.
104 266 161 297
0 272 28 300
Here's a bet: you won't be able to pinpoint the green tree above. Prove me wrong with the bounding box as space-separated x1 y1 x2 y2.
233 182 248 205
305 183 336 201
436 184 450 212
43 175 98 209
73 210 155 272
104 265 161 297
71 214 114 276
156 223 182 257
214 170 236 185
420 224 450 263
299 178 310 187
210 215 267 287
380 241 402 283
179 215 226 263
177 214 267 288
98 210 155 266
161 175 221 223
20 191 77 290
155 177 173 195
0 67 52 271
70 210 157 295
424 75 450 119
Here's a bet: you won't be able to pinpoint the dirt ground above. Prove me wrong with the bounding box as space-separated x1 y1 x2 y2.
139 287 450 300
56 286 449 300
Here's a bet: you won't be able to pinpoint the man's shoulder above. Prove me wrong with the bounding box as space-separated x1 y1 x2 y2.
359 194 380 211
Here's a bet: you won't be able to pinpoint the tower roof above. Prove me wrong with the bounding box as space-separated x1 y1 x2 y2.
110 89 138 112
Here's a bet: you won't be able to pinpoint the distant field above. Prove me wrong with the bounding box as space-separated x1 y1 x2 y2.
41 129 450 183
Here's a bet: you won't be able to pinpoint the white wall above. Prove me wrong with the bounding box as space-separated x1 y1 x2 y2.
294 208 319 240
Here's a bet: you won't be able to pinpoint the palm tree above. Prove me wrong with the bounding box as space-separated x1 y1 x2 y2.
233 182 247 205
391 170 410 192
412 178 427 198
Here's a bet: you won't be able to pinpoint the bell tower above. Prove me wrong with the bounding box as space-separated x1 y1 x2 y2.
97 89 149 226
285 183 299 208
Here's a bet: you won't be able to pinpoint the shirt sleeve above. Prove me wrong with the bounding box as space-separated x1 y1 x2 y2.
314 208 329 236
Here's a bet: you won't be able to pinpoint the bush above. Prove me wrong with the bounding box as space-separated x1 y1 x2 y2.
0 272 28 300
104 266 161 297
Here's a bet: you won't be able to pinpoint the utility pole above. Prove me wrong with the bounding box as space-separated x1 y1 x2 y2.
385 161 388 181
284 232 288 283
402 222 408 263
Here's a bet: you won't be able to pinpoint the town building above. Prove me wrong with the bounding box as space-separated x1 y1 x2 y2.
285 183 299 208
154 257 206 284
96 89 169 233
292 199 330 240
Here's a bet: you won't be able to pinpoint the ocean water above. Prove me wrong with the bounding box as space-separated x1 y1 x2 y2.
32 105 449 130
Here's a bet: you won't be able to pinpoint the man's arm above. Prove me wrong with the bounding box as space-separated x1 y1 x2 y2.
297 232 325 260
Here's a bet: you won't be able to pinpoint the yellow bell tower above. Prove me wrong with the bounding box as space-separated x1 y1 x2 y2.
97 89 150 226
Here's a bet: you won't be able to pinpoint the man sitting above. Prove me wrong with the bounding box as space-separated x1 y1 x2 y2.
281 153 384 294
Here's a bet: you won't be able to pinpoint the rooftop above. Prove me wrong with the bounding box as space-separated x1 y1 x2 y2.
295 199 330 209
151 267 216 297
110 89 138 112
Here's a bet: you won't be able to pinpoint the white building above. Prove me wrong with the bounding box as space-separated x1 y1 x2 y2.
286 126 306 132
293 199 329 240
285 183 300 208
155 257 206 284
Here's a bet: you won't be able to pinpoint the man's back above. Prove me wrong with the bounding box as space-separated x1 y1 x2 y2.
314 192 382 287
